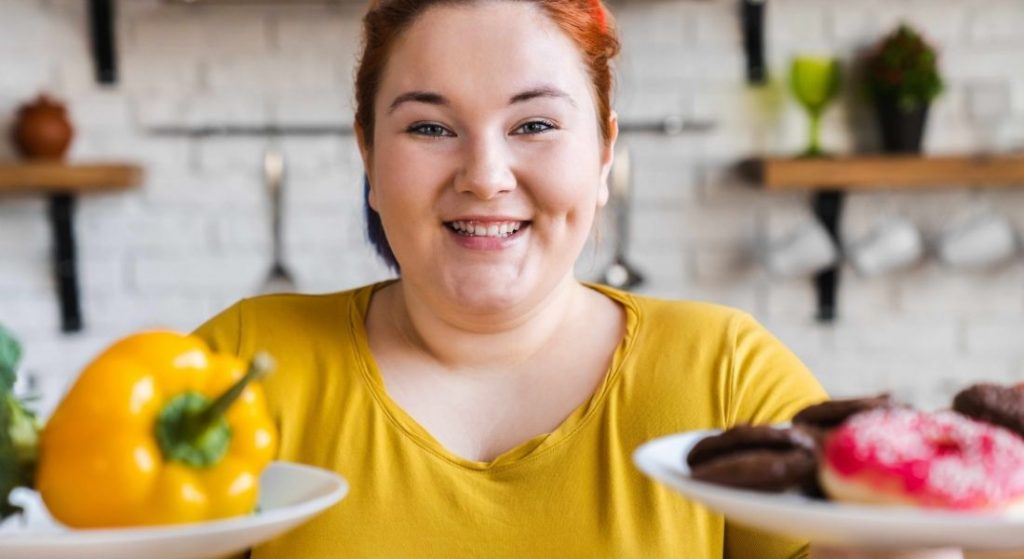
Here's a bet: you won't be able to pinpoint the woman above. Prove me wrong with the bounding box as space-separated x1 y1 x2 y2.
196 0 961 557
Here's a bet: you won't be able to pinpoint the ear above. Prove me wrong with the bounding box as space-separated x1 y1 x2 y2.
354 120 379 211
597 110 619 208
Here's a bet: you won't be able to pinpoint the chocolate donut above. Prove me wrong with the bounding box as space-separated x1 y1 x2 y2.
953 383 1024 438
686 425 817 493
792 393 897 431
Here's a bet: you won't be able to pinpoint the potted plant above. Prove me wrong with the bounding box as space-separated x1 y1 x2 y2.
862 24 944 153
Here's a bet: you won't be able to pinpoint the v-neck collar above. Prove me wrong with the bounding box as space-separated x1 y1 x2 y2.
347 280 640 472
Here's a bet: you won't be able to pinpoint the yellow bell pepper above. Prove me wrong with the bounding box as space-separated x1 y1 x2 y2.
36 330 277 528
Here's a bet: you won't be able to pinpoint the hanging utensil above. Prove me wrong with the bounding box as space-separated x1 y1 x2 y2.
601 143 644 290
259 146 297 293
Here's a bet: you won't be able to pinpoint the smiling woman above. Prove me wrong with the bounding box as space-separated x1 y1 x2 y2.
189 1 947 558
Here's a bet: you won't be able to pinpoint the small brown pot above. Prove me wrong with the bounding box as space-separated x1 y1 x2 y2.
12 94 74 160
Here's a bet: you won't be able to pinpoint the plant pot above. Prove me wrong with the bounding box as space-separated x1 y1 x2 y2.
873 94 929 154
12 94 74 160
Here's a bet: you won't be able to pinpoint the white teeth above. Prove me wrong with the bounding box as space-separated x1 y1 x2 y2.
448 220 524 238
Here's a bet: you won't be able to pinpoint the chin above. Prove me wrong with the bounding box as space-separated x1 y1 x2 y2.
449 281 523 313
439 271 531 313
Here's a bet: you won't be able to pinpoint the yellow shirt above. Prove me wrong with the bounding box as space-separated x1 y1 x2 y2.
194 281 826 559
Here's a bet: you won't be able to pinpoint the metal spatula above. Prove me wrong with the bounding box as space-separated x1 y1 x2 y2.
601 143 645 290
259 147 297 294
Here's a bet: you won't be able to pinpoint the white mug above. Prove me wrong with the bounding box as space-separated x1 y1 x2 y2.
846 216 924 277
935 210 1018 269
761 220 838 278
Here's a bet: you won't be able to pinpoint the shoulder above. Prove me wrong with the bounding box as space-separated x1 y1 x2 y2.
236 288 360 323
593 285 825 421
191 284 384 442
193 283 380 354
595 284 756 345
633 293 750 328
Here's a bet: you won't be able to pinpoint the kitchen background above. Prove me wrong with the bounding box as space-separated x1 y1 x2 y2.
2 0 1024 415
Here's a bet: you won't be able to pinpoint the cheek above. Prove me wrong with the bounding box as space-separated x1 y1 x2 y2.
371 139 447 211
523 142 602 215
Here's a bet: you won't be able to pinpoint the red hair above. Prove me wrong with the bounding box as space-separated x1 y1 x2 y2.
354 0 620 149
590 0 606 32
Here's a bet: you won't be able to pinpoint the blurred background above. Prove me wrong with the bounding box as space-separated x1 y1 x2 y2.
2 0 1024 417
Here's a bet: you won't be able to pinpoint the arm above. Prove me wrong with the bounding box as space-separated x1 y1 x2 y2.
722 313 828 559
809 546 964 559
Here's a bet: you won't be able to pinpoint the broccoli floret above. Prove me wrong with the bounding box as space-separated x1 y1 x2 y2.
0 324 40 521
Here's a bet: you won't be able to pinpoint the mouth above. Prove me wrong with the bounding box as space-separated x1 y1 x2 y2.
444 220 530 239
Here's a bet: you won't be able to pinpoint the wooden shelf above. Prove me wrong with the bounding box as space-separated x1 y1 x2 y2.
0 161 143 193
0 160 143 334
741 153 1024 324
743 154 1024 191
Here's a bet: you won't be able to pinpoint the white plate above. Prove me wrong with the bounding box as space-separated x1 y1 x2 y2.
0 461 348 559
634 429 1024 551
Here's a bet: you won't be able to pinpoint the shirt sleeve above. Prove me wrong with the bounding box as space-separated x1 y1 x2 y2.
725 311 828 427
191 300 245 356
723 311 827 559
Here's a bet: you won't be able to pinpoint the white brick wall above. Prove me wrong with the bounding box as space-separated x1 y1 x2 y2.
2 0 1024 415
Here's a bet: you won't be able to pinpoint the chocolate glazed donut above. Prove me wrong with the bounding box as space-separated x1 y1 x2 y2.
686 425 817 493
792 393 900 450
953 383 1024 438
792 393 897 431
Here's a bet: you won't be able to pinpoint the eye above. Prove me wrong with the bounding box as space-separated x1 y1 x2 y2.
514 120 556 135
407 123 454 137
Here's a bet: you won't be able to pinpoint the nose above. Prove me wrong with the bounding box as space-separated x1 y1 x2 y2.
454 133 516 200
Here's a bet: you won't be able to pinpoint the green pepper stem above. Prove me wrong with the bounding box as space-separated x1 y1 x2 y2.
185 352 274 441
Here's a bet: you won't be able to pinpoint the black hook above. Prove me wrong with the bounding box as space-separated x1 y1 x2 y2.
741 0 767 85
48 194 83 332
88 0 117 84
811 190 845 322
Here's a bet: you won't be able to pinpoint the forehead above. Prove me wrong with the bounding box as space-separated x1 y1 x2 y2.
378 1 593 112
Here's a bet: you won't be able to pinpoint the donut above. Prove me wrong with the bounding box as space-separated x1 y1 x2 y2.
792 394 900 453
687 425 817 493
820 408 1024 512
952 383 1024 438
793 393 898 431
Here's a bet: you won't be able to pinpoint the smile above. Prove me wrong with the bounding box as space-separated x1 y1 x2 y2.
445 220 529 238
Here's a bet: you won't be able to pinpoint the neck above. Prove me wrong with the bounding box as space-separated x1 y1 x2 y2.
386 275 586 370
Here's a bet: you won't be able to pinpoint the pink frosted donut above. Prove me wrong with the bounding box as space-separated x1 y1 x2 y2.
821 408 1024 512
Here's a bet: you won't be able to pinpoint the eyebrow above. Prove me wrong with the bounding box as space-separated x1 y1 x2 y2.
386 85 576 115
509 86 577 107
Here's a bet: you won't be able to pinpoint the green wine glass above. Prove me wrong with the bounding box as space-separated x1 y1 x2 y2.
790 55 841 157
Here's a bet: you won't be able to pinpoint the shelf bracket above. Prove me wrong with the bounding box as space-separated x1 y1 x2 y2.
1 163 140 334
88 0 117 84
811 190 845 322
48 194 83 333
740 0 767 84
